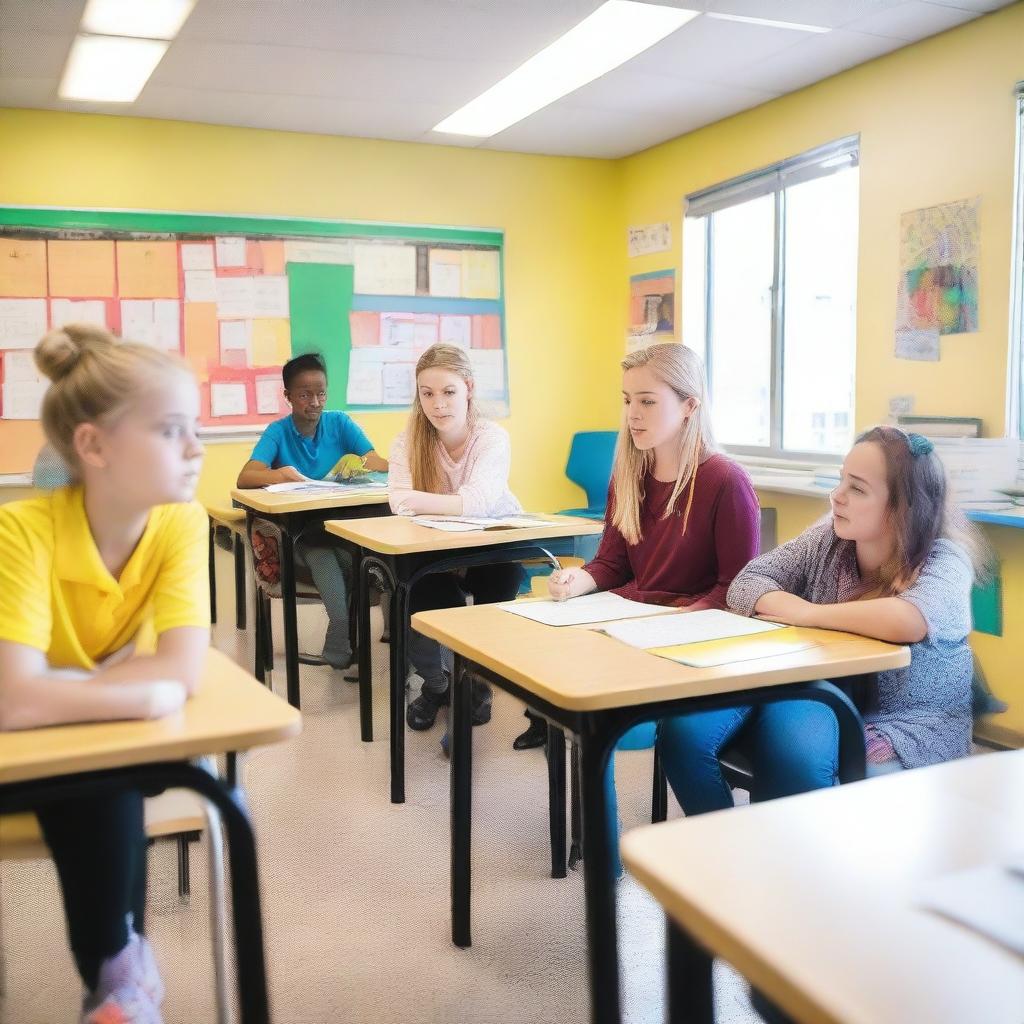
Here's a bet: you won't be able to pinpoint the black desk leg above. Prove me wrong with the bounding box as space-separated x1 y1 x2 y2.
208 522 218 625
233 535 247 630
547 724 567 879
578 721 622 1024
253 589 265 684
388 581 409 804
652 744 668 823
450 654 473 948
666 919 714 1024
356 551 374 743
278 528 301 710
569 741 583 871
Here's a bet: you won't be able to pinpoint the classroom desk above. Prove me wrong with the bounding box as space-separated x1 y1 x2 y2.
231 487 390 708
409 604 909 1024
0 649 301 1024
324 514 604 802
622 749 1024 1024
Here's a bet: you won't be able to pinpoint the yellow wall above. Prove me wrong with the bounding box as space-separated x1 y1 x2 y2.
0 108 624 511
621 2 1023 435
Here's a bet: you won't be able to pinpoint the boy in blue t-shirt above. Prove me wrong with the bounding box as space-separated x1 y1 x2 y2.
238 352 387 668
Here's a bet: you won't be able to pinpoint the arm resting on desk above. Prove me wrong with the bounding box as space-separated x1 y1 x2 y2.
237 460 304 488
754 592 927 644
0 639 188 731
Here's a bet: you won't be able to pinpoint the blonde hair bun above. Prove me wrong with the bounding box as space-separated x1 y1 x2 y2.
35 323 113 383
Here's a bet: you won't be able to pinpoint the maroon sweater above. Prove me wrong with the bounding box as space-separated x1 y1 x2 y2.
584 454 760 609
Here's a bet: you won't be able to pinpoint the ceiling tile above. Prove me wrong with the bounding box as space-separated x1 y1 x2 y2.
0 0 83 34
0 30 72 78
842 0 978 39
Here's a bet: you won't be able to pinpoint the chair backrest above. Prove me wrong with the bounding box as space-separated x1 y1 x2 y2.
565 431 618 511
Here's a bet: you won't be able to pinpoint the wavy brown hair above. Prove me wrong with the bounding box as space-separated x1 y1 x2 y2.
853 425 988 597
407 343 478 494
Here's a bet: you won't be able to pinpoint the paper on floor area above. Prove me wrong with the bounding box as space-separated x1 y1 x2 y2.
411 515 553 532
498 592 679 627
917 862 1024 957
601 609 782 649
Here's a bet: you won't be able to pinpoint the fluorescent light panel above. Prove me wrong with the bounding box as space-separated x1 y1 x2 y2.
434 1 698 138
59 34 169 102
705 12 830 33
81 0 197 40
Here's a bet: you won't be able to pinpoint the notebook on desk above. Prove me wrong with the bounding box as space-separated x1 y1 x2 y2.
411 515 555 532
649 625 822 668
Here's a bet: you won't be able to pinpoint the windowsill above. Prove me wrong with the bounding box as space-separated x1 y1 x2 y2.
0 473 32 488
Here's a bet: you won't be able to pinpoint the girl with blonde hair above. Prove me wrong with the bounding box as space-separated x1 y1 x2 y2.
0 323 209 1023
548 342 760 869
389 343 528 733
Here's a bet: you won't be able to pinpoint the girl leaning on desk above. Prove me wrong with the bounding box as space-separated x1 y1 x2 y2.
547 342 761 872
0 323 211 1024
662 425 987 815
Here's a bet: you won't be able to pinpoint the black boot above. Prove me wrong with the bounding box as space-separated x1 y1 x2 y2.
407 683 448 730
513 711 547 750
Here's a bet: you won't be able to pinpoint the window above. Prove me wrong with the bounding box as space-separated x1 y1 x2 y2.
683 137 859 459
1010 84 1024 439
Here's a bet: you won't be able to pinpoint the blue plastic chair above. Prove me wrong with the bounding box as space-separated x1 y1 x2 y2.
559 431 618 520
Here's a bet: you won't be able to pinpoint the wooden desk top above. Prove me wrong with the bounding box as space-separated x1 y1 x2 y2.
231 487 389 515
621 751 1024 1024
324 513 603 555
410 604 908 711
0 650 301 786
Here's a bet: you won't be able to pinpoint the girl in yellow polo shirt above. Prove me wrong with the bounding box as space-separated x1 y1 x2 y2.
0 324 209 1024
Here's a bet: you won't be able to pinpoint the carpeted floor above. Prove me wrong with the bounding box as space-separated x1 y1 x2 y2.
0 545 764 1024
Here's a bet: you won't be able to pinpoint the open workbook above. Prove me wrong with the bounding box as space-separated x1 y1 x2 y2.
410 515 558 532
264 476 387 495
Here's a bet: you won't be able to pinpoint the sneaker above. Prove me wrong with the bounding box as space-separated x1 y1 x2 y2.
407 687 448 730
82 990 158 1024
81 934 162 1024
297 651 354 671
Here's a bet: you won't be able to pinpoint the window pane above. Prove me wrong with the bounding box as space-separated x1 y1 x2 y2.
782 168 859 454
708 194 774 447
682 215 707 365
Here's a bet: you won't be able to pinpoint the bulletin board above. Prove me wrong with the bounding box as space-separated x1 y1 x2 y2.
0 206 508 473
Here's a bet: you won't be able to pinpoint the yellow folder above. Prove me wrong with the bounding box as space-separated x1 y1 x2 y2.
649 625 822 668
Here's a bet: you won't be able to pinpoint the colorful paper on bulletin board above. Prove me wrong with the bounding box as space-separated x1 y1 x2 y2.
896 197 979 345
461 250 501 299
251 318 291 366
48 240 115 297
0 419 46 473
628 269 675 351
0 239 47 296
183 302 219 381
116 241 180 298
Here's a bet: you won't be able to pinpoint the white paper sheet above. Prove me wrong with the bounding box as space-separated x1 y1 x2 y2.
283 239 354 265
469 349 505 397
439 314 471 350
255 376 281 415
413 515 554 533
153 299 180 350
120 300 179 350
215 236 247 268
210 381 248 417
380 313 416 347
2 349 41 382
2 380 46 419
0 299 47 350
601 609 782 650
353 243 417 295
428 251 461 297
219 320 251 351
181 243 214 271
498 592 679 627
918 863 1024 957
346 349 385 405
216 277 256 319
184 269 217 303
252 276 289 318
51 298 107 330
382 362 415 405
413 315 438 349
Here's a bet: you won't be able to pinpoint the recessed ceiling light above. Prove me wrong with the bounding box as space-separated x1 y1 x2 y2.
705 12 830 33
81 0 197 40
434 1 699 138
59 34 169 102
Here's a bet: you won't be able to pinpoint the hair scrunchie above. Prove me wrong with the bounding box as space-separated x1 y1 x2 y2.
907 432 935 457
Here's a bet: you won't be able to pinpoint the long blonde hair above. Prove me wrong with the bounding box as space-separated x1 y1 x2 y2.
35 323 185 476
612 343 717 545
407 343 479 493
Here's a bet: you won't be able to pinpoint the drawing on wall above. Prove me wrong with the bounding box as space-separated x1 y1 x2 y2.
0 212 507 469
895 197 979 360
627 269 675 352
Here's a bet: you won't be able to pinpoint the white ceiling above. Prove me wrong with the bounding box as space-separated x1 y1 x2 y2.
0 0 1013 159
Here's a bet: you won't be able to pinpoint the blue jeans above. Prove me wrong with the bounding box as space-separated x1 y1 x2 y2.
659 700 841 816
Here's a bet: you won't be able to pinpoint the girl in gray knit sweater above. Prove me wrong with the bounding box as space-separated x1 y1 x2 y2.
659 425 984 814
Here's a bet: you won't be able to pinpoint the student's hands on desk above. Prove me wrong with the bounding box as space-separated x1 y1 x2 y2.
548 567 598 602
753 591 820 626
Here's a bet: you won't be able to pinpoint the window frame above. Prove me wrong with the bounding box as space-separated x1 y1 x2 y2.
1007 84 1024 441
685 136 860 464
